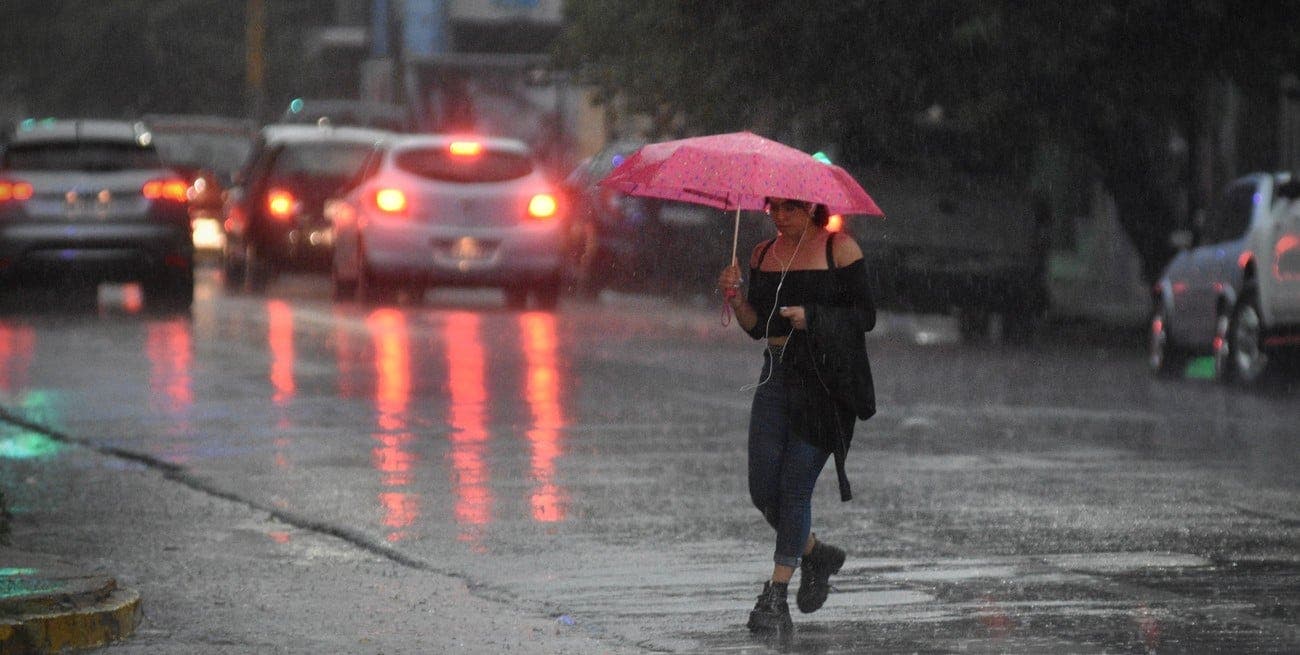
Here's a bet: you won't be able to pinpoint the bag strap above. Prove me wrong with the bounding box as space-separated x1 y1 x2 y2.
755 237 777 268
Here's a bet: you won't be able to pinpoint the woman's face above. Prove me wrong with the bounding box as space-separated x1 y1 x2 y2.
767 198 812 236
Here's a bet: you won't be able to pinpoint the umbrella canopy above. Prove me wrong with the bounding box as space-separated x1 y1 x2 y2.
598 131 883 216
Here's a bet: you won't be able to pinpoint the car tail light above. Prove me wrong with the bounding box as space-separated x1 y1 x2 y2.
449 140 483 157
373 188 408 214
528 193 559 220
142 178 188 202
266 188 297 220
224 205 246 234
0 179 34 202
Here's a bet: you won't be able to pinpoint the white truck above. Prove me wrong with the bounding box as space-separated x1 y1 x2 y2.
1150 171 1300 384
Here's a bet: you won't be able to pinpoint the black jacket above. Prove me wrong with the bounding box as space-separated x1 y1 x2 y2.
787 253 877 502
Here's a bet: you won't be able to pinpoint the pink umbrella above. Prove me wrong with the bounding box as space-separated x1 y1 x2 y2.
599 131 883 264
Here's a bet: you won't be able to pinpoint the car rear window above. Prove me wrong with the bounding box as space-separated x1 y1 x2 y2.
395 147 533 183
3 141 162 171
153 132 253 179
269 142 374 179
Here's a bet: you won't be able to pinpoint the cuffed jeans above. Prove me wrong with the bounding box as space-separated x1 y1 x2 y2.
748 349 831 568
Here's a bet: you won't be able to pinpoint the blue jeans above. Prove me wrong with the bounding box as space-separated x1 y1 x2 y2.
748 349 831 568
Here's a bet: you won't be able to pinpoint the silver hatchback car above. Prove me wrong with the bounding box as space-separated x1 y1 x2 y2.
329 134 566 308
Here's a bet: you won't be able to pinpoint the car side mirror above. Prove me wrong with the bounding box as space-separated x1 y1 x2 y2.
1169 229 1194 250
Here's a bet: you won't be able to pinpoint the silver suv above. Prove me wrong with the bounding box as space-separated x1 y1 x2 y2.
1150 172 1300 384
0 119 195 310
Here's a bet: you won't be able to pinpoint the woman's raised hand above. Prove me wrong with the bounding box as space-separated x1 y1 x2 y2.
718 263 742 298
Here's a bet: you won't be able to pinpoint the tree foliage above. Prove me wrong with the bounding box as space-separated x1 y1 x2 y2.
557 0 1300 279
0 0 324 121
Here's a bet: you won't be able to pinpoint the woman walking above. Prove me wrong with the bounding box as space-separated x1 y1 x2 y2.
717 197 877 641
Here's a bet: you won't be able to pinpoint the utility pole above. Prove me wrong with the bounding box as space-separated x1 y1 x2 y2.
246 0 266 121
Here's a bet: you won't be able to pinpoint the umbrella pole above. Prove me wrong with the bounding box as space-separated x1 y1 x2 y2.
730 207 740 266
722 207 742 327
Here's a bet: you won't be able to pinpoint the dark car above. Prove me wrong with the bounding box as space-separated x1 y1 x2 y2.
561 140 725 297
144 114 257 256
0 118 194 310
221 124 389 291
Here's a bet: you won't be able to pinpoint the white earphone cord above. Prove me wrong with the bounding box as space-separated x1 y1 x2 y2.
740 227 806 392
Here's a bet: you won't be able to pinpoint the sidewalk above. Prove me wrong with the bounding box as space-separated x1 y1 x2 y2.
0 546 140 654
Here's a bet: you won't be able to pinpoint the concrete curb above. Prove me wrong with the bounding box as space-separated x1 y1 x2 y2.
0 548 141 654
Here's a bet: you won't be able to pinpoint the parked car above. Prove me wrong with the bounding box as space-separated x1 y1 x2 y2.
145 114 257 256
0 118 194 310
281 98 416 133
328 134 567 308
222 123 389 291
560 140 724 297
1150 171 1300 384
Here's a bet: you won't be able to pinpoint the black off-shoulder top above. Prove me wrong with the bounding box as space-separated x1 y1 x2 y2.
744 235 876 341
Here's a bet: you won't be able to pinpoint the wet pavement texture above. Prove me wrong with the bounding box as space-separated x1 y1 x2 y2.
0 269 1298 653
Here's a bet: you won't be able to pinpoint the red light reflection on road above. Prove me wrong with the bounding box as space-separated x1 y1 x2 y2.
519 312 567 522
0 323 35 395
1133 602 1162 651
445 312 493 541
145 320 193 463
977 594 1015 638
367 309 420 542
266 301 296 406
332 309 363 399
146 320 193 411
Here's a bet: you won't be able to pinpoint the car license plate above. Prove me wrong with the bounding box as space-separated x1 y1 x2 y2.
450 236 485 260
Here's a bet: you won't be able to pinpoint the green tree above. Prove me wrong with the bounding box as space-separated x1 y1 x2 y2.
0 0 326 122
557 0 1300 282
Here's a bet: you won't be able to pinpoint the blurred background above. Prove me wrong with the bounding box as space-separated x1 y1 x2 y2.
2 0 1299 330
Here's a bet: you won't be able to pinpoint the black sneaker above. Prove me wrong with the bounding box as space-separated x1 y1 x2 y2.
747 581 793 640
797 539 845 613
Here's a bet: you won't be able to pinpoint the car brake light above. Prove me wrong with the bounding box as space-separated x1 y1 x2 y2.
528 193 558 220
449 140 483 157
225 204 247 234
142 178 188 202
0 180 34 202
266 188 297 220
374 188 408 214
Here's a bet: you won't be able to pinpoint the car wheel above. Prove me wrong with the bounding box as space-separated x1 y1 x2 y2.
957 307 990 342
533 274 561 310
331 256 357 301
1223 290 1269 385
1000 309 1037 344
1150 302 1187 377
503 287 529 309
356 256 394 305
144 270 194 313
222 250 245 290
244 242 271 293
332 276 357 301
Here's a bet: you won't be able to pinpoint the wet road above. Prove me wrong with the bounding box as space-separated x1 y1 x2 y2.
1 268 1298 653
